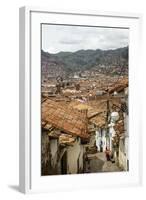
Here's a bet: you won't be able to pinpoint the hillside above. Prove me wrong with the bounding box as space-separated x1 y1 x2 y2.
41 47 128 78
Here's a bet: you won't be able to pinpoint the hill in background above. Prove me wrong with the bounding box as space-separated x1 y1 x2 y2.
41 46 128 78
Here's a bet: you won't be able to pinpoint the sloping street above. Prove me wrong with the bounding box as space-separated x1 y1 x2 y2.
85 152 123 173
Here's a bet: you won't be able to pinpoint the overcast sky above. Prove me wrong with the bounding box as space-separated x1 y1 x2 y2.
42 24 129 54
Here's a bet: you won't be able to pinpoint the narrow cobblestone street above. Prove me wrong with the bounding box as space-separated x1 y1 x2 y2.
85 152 123 173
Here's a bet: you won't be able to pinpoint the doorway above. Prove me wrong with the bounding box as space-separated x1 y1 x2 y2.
61 151 67 174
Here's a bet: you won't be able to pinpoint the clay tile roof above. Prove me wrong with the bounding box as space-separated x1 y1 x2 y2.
42 99 89 138
59 134 76 145
89 113 106 128
108 78 128 94
108 84 127 94
118 78 128 85
68 100 107 118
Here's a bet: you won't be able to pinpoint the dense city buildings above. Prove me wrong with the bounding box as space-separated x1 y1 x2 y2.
41 63 128 175
41 24 129 175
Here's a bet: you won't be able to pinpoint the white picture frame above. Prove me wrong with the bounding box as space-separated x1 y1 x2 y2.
19 6 143 194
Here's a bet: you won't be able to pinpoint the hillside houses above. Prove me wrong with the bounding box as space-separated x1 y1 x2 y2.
41 79 129 175
41 99 89 175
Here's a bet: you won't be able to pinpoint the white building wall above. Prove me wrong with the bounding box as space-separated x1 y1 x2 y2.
50 139 58 168
67 138 83 174
109 126 116 151
95 129 106 152
90 134 96 147
124 113 129 161
102 129 107 152
78 145 84 172
119 112 129 171
119 139 127 170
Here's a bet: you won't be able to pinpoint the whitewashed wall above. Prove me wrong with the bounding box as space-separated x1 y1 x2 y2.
1 0 145 199
119 139 127 170
67 138 83 174
96 129 107 152
50 139 58 168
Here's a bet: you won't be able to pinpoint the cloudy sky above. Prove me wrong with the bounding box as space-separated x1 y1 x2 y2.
42 24 129 54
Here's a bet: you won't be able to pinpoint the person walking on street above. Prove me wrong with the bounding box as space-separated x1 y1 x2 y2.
105 147 111 161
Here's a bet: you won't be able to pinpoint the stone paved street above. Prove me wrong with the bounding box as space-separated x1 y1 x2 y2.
85 152 123 173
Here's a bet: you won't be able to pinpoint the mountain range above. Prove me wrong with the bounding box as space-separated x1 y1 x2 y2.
41 46 128 77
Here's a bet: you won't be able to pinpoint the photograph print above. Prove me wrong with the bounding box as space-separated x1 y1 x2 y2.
41 24 129 176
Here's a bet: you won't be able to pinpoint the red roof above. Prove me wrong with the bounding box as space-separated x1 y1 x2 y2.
42 99 89 138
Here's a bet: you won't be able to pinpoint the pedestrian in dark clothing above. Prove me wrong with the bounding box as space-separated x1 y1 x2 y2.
105 147 111 161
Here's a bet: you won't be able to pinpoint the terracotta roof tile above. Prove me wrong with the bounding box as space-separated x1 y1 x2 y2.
108 78 128 94
42 99 89 138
